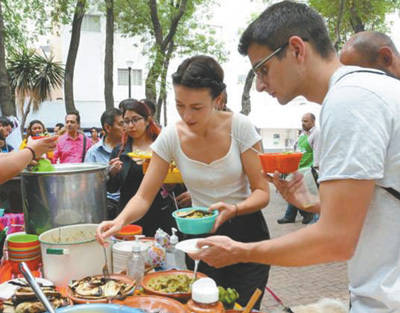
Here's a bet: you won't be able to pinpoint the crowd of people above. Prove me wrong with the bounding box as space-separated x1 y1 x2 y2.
1 1 400 311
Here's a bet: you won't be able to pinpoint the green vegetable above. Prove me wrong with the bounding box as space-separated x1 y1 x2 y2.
32 159 55 172
218 286 239 309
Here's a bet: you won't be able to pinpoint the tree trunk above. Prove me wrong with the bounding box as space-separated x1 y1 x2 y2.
0 1 15 116
64 0 86 113
20 98 32 137
104 0 114 110
349 4 365 33
156 40 174 124
240 70 255 116
334 0 346 50
145 48 164 103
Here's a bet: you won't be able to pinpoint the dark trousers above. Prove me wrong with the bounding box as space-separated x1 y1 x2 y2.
186 256 269 309
106 198 120 220
284 203 313 221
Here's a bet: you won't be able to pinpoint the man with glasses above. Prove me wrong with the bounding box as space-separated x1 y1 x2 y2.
192 1 400 312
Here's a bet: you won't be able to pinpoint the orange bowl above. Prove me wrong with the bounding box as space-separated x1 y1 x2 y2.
10 256 41 274
258 152 303 174
32 135 48 140
115 225 143 240
141 270 207 301
113 295 187 313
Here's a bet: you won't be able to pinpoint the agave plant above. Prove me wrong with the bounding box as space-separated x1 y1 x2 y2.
7 48 64 135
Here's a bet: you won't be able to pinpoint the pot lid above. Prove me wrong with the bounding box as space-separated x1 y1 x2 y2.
21 162 107 175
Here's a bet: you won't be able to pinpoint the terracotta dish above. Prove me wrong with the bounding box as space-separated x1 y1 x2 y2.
113 295 187 313
141 269 207 301
67 274 135 304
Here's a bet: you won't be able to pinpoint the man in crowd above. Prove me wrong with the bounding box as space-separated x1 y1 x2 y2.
340 31 400 77
53 123 64 135
85 108 123 218
52 111 92 163
193 2 400 312
277 112 318 224
0 117 13 152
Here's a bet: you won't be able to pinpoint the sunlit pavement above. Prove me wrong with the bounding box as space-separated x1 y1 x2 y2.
259 186 349 312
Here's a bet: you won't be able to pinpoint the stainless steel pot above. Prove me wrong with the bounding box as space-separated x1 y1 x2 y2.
21 163 108 235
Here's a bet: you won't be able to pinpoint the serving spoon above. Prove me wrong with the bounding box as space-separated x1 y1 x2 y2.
19 262 56 313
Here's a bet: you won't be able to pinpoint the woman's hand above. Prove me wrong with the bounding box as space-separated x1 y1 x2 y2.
96 220 123 246
109 157 123 176
208 202 236 233
175 191 192 208
27 135 58 158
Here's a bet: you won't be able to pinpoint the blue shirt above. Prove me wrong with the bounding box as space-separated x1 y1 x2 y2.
85 137 120 202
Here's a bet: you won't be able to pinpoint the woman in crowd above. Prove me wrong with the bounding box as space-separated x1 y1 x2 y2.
90 127 100 144
19 120 47 150
97 56 271 308
106 99 182 236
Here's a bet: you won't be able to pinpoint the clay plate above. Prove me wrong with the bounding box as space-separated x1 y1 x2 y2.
66 274 135 304
141 269 207 301
113 295 186 313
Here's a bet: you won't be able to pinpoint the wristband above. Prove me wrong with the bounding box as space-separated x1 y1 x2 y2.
234 204 239 217
24 146 36 160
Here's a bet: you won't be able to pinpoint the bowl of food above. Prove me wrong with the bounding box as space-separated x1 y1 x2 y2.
56 303 144 313
172 207 218 235
113 295 187 313
258 152 303 174
141 270 207 301
67 274 135 303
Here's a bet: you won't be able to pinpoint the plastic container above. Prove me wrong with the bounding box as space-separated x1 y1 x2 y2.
186 277 225 313
172 207 218 235
39 224 111 286
258 152 303 174
7 234 39 248
286 167 320 210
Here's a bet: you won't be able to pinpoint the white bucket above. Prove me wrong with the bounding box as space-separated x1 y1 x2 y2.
38 223 111 286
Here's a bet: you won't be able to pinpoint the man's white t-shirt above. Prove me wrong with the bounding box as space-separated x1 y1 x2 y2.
318 66 400 313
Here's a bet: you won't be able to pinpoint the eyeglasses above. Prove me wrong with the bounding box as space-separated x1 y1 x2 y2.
252 38 308 79
123 117 144 125
252 42 289 79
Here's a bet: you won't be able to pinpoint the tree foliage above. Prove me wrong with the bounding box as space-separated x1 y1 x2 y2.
114 0 227 123
309 0 400 48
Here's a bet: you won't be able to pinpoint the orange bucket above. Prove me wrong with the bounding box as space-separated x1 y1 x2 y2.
258 152 303 174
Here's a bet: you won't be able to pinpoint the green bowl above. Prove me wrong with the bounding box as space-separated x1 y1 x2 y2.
172 207 218 235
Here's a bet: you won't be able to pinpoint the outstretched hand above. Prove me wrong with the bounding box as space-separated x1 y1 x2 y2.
208 202 236 233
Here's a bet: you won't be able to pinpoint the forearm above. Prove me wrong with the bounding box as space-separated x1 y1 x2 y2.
237 188 269 216
239 222 350 266
114 194 153 226
0 149 33 184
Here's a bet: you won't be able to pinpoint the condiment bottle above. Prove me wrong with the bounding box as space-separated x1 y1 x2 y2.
187 278 225 313
127 235 145 287
165 227 185 269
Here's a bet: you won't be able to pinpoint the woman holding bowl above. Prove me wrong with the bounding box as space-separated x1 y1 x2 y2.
97 55 270 308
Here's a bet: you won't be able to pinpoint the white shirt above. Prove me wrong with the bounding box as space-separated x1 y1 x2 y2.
151 113 262 207
319 66 400 313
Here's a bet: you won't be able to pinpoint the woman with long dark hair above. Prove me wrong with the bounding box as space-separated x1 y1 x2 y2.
98 56 270 308
107 99 179 235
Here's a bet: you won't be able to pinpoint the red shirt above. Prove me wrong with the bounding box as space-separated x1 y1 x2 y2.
52 133 92 164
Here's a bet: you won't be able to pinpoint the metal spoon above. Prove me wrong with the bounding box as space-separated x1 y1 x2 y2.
192 259 200 283
19 262 56 313
102 247 110 279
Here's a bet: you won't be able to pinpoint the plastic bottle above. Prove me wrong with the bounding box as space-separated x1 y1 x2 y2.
186 278 225 313
127 235 145 287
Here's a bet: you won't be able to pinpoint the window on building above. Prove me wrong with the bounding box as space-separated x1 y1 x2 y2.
118 69 143 86
82 15 101 32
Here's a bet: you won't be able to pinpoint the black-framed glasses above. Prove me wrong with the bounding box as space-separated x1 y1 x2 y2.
252 42 289 78
123 117 144 125
252 38 308 79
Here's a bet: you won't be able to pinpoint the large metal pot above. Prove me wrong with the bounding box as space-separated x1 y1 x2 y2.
21 163 108 235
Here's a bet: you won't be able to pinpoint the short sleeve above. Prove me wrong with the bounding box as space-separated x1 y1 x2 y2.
318 86 391 182
232 113 262 153
151 125 176 163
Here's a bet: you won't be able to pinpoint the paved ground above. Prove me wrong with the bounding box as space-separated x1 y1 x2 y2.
259 186 349 312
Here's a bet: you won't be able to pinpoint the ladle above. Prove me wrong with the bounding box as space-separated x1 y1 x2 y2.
19 262 56 313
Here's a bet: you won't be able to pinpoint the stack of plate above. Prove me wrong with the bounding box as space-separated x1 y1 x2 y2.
7 233 41 273
112 239 154 273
